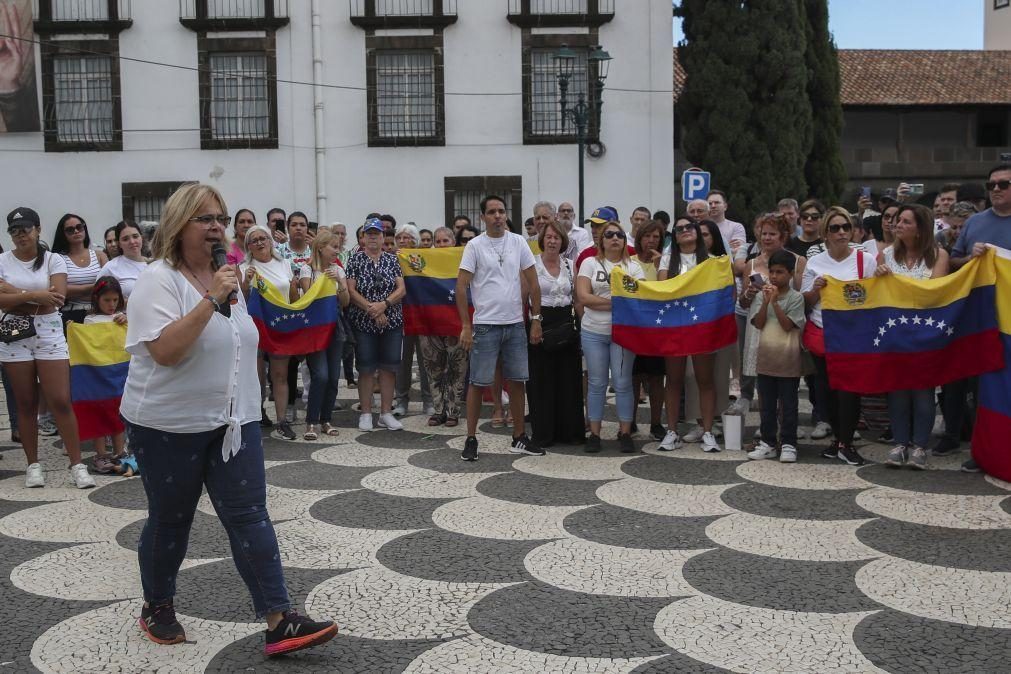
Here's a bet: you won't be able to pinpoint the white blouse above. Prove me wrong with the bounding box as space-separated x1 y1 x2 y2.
98 255 148 299
534 255 574 308
120 260 261 460
882 246 932 280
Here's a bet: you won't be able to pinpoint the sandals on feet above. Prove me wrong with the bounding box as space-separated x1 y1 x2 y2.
490 414 506 429
428 413 447 427
304 425 319 441
93 456 116 474
321 423 339 437
445 417 459 427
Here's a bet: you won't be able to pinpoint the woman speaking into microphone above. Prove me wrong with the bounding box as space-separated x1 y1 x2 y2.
119 183 336 656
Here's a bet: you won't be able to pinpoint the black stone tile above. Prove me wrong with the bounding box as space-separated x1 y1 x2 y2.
563 504 719 550
857 464 1010 496
409 447 520 474
88 476 148 510
376 529 541 584
117 509 234 559
856 518 1011 572
261 436 331 462
356 430 450 451
208 630 443 673
720 482 872 521
854 609 1011 674
468 581 672 658
630 654 733 673
310 490 453 531
1002 496 1011 517
622 455 743 486
265 461 378 491
175 559 347 623
681 548 879 613
476 472 606 506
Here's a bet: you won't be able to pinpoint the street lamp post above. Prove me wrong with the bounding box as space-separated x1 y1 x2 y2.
554 45 612 229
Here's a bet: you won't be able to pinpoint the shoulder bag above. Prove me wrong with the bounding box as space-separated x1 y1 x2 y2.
539 258 579 352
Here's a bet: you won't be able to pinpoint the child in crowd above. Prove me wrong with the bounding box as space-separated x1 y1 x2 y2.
84 278 129 474
747 249 806 463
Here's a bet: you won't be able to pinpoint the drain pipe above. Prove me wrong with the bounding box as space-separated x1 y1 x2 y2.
310 0 327 226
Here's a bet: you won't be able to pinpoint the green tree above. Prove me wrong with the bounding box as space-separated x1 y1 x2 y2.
803 0 847 204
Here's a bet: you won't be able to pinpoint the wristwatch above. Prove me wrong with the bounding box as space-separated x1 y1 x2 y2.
530 314 543 322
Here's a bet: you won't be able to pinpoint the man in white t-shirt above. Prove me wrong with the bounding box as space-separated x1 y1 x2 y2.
558 201 592 261
457 195 545 462
707 190 747 254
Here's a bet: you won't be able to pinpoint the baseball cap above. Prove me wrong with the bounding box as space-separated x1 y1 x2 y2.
586 206 618 225
363 217 384 233
6 207 40 230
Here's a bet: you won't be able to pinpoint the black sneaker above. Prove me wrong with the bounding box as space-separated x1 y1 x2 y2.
139 601 186 645
820 442 840 460
273 421 296 441
264 610 338 657
879 427 894 444
585 434 601 454
618 432 636 454
649 423 666 441
462 436 478 462
837 444 866 466
930 437 962 457
961 458 981 473
260 407 274 428
510 434 545 456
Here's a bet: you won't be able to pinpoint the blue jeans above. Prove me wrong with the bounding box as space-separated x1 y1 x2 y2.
582 329 636 423
469 323 529 386
354 327 403 373
128 421 290 618
306 334 344 425
887 388 935 449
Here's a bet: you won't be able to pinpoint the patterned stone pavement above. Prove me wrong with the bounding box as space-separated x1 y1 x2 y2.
1 390 1010 673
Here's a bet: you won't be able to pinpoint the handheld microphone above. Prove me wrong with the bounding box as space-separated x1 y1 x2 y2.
210 242 235 318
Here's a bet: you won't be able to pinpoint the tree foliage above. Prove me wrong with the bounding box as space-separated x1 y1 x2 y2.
803 0 847 205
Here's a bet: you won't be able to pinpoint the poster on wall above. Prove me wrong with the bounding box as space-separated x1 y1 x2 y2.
0 0 40 132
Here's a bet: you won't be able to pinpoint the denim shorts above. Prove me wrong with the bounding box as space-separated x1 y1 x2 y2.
354 327 403 373
469 322 529 386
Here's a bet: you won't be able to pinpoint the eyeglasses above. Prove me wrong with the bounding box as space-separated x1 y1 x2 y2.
558 208 574 213
800 213 821 221
63 224 85 234
248 237 270 246
189 214 232 227
827 223 853 233
674 225 692 234
603 230 626 240
985 179 1011 192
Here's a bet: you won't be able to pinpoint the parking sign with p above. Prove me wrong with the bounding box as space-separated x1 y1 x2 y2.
682 169 711 202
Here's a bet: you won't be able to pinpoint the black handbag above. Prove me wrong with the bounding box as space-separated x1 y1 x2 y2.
538 258 578 352
0 312 36 344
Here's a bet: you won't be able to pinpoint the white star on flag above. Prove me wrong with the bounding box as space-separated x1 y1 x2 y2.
665 303 672 309
656 318 663 325
936 320 946 331
658 309 665 316
878 327 886 336
899 315 908 324
912 315 922 325
886 319 896 328
874 338 880 346
925 317 935 327
947 327 955 336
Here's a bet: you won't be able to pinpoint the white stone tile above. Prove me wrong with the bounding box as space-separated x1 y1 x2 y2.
705 513 880 562
596 477 739 518
432 496 584 540
361 465 500 499
273 516 419 569
735 460 871 491
311 443 424 467
0 498 144 543
197 483 347 522
0 469 120 502
513 453 634 481
985 474 1011 492
856 486 1011 530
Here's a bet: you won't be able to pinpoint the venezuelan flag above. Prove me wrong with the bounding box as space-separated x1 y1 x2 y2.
67 322 129 441
247 275 337 356
610 257 738 357
972 246 1011 482
398 247 471 337
822 248 1002 394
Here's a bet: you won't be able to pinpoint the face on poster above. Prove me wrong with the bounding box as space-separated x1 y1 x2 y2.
0 0 41 133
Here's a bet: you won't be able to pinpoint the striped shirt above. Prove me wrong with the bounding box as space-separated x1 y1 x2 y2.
62 249 102 311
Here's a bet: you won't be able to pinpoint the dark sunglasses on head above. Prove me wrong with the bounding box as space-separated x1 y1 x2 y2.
985 179 1011 192
64 224 85 234
800 213 821 221
603 230 626 240
827 223 853 233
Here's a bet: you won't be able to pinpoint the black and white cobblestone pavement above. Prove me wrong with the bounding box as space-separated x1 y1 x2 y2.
1 390 1009 673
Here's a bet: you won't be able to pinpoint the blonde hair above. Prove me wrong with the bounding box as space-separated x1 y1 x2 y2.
819 206 855 240
308 228 338 273
151 182 225 267
594 221 630 262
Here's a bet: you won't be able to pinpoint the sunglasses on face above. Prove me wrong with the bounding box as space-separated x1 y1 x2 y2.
603 230 626 240
64 224 85 234
800 213 820 221
986 179 1011 192
7 225 33 235
827 223 853 233
675 225 692 234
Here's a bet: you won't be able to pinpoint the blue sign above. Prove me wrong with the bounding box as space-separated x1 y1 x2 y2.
682 169 711 202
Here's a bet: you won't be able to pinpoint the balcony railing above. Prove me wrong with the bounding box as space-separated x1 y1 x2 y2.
507 0 615 27
33 0 132 32
179 0 289 30
349 0 457 28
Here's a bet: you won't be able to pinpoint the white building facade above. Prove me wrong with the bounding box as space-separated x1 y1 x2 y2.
1 0 673 245
986 0 1011 50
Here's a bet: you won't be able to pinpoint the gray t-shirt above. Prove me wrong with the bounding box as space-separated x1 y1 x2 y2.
951 209 1011 258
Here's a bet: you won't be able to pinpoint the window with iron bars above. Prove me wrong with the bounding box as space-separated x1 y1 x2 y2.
208 0 264 17
529 47 589 139
453 191 514 234
208 52 270 141
53 55 114 144
50 0 109 20
132 196 165 225
506 0 614 27
375 50 438 139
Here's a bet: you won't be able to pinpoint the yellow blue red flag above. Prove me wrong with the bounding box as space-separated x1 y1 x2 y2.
68 322 129 441
610 257 737 357
398 247 471 337
972 246 1011 482
821 248 1002 394
247 275 337 356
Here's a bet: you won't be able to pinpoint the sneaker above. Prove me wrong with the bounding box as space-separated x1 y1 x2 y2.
69 463 96 489
462 436 478 462
649 423 666 441
837 444 866 466
878 428 894 444
810 421 832 440
25 463 44 488
885 445 908 468
284 407 296 424
701 431 721 453
358 413 373 432
392 404 407 418
139 601 186 645
682 424 704 443
779 444 798 463
747 441 776 461
38 415 57 437
423 403 436 416
853 430 862 441
264 609 338 657
930 437 962 457
820 442 840 460
618 432 636 454
378 413 404 431
961 458 981 473
908 446 927 471
510 434 545 456
658 430 681 451
585 434 601 454
273 422 296 441
260 407 274 428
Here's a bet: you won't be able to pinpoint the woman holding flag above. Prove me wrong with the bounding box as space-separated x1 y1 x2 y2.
240 224 300 441
875 204 949 469
299 229 350 440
